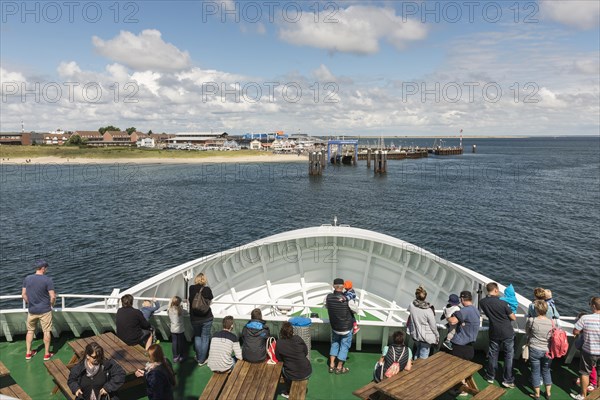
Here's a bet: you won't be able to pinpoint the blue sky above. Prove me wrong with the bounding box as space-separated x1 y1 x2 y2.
1 1 599 136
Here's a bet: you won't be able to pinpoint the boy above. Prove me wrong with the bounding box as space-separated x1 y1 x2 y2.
207 316 243 372
441 294 461 350
141 298 160 345
344 280 360 334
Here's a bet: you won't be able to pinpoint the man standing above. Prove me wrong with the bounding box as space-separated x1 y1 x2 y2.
571 297 600 400
325 278 356 374
22 259 56 361
447 290 481 361
479 282 517 388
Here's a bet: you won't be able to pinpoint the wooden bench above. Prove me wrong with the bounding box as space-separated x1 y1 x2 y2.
199 371 230 400
352 381 394 400
0 360 32 400
44 359 76 400
471 384 506 400
587 389 600 400
219 360 283 400
0 383 33 400
289 379 309 400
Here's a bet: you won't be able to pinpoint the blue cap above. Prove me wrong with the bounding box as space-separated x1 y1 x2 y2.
34 259 49 269
448 294 460 305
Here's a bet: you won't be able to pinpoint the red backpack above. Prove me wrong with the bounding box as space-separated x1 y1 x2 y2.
546 319 569 359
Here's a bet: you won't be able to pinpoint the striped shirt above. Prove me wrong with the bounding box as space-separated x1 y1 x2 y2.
207 330 243 372
575 313 600 355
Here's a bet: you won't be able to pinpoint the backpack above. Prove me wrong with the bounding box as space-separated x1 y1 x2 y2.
266 337 278 364
384 346 405 378
546 319 569 359
191 286 211 316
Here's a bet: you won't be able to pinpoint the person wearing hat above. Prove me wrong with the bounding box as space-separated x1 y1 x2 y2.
22 259 56 361
343 280 360 334
324 278 357 374
441 294 461 350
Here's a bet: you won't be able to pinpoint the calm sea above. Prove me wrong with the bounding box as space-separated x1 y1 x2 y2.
1 137 598 315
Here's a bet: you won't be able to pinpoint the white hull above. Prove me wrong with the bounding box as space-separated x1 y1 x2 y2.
0 226 576 359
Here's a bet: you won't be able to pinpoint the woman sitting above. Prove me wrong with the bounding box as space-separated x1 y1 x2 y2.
275 321 312 399
135 344 176 400
374 330 412 383
67 342 125 400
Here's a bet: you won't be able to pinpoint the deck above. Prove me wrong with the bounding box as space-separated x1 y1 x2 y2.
0 331 586 399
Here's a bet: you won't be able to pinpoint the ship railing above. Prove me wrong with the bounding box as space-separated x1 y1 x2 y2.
0 294 578 325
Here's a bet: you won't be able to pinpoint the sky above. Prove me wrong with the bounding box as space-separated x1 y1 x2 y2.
1 0 599 136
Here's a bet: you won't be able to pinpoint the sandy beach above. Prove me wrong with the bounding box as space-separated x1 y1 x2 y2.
1 153 309 165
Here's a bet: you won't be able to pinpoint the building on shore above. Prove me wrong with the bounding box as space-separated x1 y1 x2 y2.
0 132 31 145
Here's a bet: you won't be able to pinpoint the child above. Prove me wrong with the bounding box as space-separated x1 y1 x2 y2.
575 312 598 392
168 296 185 363
343 280 360 334
544 289 560 319
141 299 161 345
441 294 461 350
500 284 518 314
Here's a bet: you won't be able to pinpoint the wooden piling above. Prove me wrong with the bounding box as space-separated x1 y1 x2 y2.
366 149 371 168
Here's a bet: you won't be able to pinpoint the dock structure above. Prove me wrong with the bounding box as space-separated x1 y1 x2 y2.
358 149 428 161
374 151 387 174
308 152 325 176
434 147 463 155
327 139 358 165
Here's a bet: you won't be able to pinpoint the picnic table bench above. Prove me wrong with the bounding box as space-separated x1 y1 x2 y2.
44 359 76 400
471 384 506 399
289 379 309 400
199 371 231 400
354 352 484 400
216 360 283 400
0 360 32 400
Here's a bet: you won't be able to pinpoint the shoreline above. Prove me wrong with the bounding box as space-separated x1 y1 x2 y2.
0 154 310 165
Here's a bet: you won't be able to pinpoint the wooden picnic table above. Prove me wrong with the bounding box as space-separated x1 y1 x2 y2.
355 352 482 400
0 361 9 378
217 360 283 400
48 332 148 396
66 331 147 375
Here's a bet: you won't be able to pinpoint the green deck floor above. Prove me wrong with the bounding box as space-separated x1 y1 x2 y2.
0 332 585 399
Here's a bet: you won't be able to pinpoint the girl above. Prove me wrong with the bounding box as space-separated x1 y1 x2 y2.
135 344 176 400
169 296 185 362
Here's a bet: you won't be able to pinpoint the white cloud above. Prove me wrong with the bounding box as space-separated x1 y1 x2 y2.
572 59 600 75
0 67 26 84
92 30 191 72
540 0 600 30
278 5 427 54
312 64 336 82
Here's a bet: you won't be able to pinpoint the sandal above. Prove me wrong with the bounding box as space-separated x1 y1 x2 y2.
328 366 335 373
335 367 350 374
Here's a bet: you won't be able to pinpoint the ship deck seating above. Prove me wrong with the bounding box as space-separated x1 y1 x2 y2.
0 360 32 400
289 378 309 400
44 359 76 400
471 384 506 400
199 371 231 400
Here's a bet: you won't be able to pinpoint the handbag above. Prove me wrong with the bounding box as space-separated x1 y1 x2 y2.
266 337 278 364
384 347 405 378
522 344 529 360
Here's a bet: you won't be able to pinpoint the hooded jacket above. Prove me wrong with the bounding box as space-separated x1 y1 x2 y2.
241 319 270 363
407 299 439 344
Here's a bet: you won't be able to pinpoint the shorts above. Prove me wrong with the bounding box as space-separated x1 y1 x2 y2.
26 311 53 332
579 351 600 376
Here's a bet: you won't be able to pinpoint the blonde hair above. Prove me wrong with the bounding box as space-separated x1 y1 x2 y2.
533 299 548 316
169 296 182 316
194 273 208 286
533 287 546 300
142 300 152 307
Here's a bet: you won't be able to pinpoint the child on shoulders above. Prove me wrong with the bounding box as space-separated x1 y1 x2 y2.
344 280 360 334
441 294 461 350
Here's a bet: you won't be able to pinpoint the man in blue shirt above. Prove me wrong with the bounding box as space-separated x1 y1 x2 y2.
447 290 481 361
22 260 56 361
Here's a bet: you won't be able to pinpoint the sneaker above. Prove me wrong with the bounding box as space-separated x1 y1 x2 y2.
197 360 207 367
25 350 37 360
502 382 515 388
43 353 54 361
486 378 494 384
570 394 585 400
443 340 453 350
280 392 290 399
458 392 469 397
173 356 181 363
